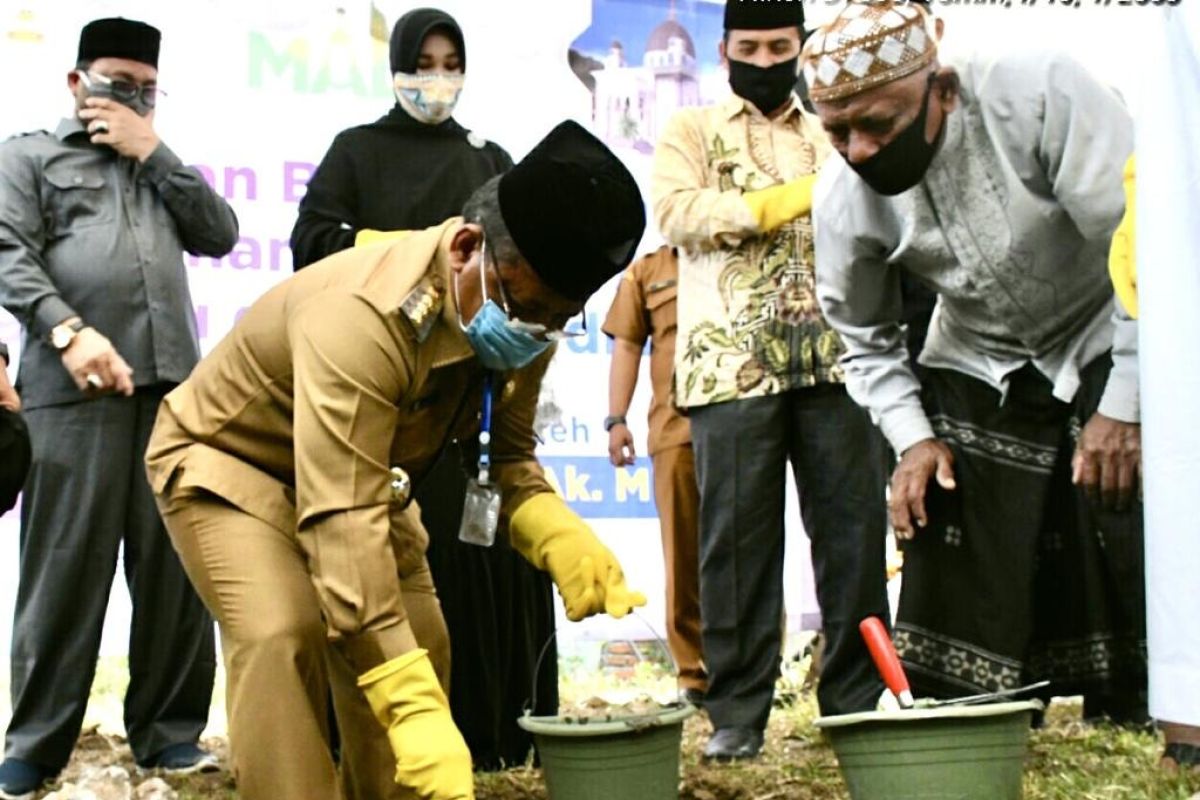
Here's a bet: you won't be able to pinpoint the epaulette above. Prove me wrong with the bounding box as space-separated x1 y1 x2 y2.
399 275 443 343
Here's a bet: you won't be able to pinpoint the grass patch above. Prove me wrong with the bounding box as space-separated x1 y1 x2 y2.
14 656 1200 799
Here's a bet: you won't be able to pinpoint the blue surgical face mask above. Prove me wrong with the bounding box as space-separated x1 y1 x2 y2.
455 242 551 371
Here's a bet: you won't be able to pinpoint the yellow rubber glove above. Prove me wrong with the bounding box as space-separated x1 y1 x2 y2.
1108 156 1138 319
358 648 474 799
510 492 647 621
354 228 413 247
742 174 818 233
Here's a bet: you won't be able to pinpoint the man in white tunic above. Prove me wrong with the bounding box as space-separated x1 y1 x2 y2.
1115 2 1200 768
807 0 1146 720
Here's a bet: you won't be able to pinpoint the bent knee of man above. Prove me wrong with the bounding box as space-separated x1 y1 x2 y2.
225 603 327 666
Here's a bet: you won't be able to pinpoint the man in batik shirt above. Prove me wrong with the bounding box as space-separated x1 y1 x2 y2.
651 0 890 761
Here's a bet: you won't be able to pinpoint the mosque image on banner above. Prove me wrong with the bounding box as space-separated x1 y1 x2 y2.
569 0 727 154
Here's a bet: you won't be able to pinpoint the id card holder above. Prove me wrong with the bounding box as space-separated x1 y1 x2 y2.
459 476 501 546
458 372 500 547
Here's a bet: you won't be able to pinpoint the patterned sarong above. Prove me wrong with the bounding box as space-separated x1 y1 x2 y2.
894 357 1147 719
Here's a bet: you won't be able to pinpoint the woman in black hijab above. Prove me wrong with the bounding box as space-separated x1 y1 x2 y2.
291 8 507 262
289 7 557 771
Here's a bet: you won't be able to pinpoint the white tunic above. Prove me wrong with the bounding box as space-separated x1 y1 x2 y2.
812 50 1137 456
1139 4 1200 728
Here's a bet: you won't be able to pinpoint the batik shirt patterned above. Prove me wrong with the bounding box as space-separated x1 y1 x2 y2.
652 93 841 410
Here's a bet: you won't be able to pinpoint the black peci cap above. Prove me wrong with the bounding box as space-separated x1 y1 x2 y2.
77 18 160 67
724 0 805 32
498 121 645 303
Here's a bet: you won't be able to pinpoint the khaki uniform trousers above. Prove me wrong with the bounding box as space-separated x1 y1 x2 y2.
651 444 706 691
157 488 450 800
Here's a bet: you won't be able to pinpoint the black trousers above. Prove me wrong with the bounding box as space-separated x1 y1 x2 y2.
5 388 216 772
690 384 890 729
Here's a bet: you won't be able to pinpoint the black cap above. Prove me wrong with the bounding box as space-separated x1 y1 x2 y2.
77 18 160 68
498 121 645 303
724 0 805 32
390 8 465 74
0 408 31 515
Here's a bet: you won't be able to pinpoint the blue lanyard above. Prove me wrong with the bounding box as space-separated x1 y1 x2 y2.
477 372 493 483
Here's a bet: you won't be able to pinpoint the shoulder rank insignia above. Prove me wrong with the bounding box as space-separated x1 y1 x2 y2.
399 277 443 343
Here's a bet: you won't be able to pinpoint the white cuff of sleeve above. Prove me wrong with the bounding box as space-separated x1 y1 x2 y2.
1097 373 1140 424
883 408 937 456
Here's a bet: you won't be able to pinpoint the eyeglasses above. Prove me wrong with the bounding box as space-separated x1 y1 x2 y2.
78 70 164 108
482 244 587 342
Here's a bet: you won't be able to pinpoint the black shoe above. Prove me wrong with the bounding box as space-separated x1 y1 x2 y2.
0 758 52 800
681 688 706 708
702 727 763 762
1162 742 1200 770
137 743 219 775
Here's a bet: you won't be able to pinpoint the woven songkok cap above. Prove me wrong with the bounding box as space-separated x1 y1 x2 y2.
802 1 936 103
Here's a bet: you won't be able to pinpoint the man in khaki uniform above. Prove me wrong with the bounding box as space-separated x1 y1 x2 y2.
602 246 705 703
144 121 647 800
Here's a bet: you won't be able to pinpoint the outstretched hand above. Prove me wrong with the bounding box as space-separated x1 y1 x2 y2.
889 438 956 539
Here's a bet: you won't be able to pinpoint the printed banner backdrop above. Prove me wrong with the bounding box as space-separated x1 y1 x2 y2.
0 1 1156 663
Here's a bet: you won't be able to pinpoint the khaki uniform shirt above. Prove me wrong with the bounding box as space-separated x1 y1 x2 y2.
652 94 843 410
601 246 689 455
145 219 553 671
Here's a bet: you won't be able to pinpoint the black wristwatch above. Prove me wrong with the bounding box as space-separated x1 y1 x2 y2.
603 415 627 432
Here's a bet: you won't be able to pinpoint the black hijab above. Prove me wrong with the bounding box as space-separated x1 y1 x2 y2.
389 8 465 74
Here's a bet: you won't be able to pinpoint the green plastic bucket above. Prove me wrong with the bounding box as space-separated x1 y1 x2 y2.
518 703 697 800
815 700 1041 800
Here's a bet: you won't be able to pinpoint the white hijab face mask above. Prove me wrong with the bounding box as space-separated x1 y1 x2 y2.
392 71 464 125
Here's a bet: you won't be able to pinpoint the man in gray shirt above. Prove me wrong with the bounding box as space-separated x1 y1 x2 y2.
806 1 1145 720
0 17 237 796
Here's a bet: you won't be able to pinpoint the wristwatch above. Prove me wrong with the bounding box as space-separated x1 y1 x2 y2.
49 318 86 351
603 415 627 432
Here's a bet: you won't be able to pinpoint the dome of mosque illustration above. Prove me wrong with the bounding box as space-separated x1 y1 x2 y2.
645 17 694 59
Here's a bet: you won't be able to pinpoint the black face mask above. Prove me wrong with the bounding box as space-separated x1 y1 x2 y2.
728 56 799 116
849 74 943 196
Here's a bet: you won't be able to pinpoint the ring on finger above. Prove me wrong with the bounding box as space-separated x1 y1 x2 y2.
86 373 104 389
93 121 109 134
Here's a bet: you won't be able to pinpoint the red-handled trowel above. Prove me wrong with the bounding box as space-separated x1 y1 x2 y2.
858 616 1051 709
859 616 914 709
